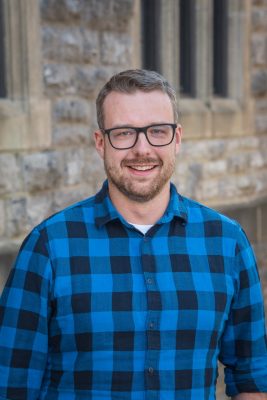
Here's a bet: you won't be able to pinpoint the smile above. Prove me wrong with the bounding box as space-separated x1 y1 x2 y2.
128 165 157 171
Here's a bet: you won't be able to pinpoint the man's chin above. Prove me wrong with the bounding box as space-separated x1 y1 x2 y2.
123 191 155 203
117 182 165 203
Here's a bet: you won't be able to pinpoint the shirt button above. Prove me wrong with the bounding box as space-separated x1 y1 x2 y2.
149 321 154 329
148 367 154 375
146 277 153 285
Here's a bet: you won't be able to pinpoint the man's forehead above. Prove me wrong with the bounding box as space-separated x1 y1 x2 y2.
103 89 171 106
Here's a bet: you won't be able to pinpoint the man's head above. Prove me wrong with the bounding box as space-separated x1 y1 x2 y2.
94 69 182 205
96 69 178 130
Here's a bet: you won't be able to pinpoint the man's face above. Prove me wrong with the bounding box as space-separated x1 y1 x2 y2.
94 90 182 203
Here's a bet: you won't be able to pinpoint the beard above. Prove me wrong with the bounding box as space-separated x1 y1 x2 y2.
104 154 176 203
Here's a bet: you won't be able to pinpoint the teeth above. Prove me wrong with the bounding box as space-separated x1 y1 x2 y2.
130 165 155 171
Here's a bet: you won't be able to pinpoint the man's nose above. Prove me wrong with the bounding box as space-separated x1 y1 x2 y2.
132 131 151 153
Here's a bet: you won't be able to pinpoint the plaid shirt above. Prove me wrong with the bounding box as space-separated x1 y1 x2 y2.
0 181 267 400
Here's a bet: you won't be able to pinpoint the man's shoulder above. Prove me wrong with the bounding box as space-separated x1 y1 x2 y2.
179 193 239 230
35 193 97 234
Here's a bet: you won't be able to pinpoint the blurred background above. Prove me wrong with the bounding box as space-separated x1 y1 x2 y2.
0 1 266 398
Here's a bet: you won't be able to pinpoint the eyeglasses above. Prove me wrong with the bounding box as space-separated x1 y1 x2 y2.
102 123 177 150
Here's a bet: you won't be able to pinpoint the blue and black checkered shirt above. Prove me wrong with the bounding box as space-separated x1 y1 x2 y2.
0 181 267 399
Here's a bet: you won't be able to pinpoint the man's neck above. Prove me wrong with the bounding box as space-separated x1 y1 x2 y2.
108 183 171 225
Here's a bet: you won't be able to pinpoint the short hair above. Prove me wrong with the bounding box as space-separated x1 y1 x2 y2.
96 69 178 129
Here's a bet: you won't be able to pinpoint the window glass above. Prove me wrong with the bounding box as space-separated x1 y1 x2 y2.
213 0 228 97
141 0 161 72
179 0 196 96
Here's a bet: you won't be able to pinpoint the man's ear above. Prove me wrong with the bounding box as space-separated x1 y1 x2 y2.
175 124 182 154
94 130 105 159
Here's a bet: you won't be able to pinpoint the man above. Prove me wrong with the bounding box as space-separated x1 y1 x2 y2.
0 69 266 400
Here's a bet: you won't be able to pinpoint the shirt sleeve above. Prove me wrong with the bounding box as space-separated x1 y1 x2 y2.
219 225 267 397
0 227 53 399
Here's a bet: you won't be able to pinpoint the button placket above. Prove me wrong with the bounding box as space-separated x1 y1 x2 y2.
141 236 160 392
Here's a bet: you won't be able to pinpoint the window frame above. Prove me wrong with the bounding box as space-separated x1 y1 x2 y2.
0 0 51 150
140 0 253 139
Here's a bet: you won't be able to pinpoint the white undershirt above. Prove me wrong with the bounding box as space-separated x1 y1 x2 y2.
129 223 154 235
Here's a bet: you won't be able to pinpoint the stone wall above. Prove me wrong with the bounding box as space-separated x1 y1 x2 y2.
0 0 267 289
0 1 266 398
0 0 134 280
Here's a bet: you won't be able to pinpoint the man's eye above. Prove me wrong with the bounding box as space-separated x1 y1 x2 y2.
150 128 167 135
113 130 134 138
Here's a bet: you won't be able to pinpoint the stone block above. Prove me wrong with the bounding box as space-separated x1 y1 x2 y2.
181 140 226 162
0 252 15 293
74 66 111 98
251 70 267 95
255 170 267 193
53 98 91 123
52 125 90 146
82 0 134 32
253 0 267 6
52 185 91 213
63 148 85 186
41 0 82 21
202 160 228 178
196 179 219 202
20 151 63 192
249 151 265 168
218 178 240 201
81 29 99 63
255 98 267 112
83 148 106 192
201 140 227 160
187 163 203 196
26 193 53 230
42 26 83 62
6 197 28 238
237 176 257 195
226 136 260 152
252 7 267 30
255 115 267 134
261 202 267 240
0 200 5 237
227 153 250 173
101 32 131 65
44 64 75 93
259 142 267 168
251 34 267 65
0 154 21 195
173 163 187 196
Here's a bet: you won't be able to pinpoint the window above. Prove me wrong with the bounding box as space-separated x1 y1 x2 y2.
179 0 196 97
213 0 228 97
140 0 253 138
0 0 51 150
141 0 161 72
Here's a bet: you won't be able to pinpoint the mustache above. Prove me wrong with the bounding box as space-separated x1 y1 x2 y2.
121 158 162 166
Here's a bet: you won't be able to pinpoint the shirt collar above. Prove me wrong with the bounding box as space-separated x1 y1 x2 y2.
94 180 188 228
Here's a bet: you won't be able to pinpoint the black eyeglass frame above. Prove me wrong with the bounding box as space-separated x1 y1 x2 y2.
102 123 177 150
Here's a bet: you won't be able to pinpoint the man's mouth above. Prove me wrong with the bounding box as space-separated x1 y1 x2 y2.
128 165 157 171
122 158 161 172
